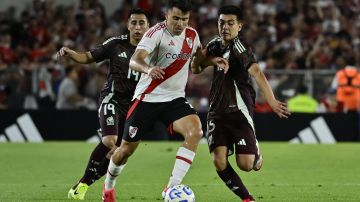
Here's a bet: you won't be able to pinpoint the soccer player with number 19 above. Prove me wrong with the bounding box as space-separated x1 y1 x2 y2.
56 8 150 200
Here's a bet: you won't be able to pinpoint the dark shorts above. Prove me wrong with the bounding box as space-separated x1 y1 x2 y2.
98 93 129 145
123 97 197 142
206 111 258 155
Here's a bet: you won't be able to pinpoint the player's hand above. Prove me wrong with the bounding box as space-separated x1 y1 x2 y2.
213 57 229 74
147 66 165 80
269 99 291 118
56 47 75 59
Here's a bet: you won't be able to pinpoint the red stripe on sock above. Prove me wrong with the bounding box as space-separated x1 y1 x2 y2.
176 155 192 165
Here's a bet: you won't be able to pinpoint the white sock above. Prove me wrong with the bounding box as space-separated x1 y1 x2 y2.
104 160 126 190
167 147 195 188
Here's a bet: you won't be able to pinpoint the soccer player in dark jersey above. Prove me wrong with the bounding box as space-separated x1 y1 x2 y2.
192 5 290 202
56 8 149 200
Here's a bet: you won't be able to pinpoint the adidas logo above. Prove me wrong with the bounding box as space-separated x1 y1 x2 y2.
118 52 127 58
0 113 43 143
237 139 246 146
289 117 336 144
168 40 175 46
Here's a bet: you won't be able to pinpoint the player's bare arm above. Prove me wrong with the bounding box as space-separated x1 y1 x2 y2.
191 47 229 74
248 63 290 118
130 49 165 79
57 47 94 64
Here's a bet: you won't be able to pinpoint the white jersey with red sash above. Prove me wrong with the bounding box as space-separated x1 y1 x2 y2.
133 21 201 102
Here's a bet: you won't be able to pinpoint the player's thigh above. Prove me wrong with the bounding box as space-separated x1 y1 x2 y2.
223 111 258 155
206 118 233 155
98 96 124 146
161 97 201 137
122 99 159 142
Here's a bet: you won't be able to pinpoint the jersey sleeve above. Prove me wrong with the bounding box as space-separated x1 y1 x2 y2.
136 25 163 54
233 37 258 70
243 46 258 70
90 37 118 63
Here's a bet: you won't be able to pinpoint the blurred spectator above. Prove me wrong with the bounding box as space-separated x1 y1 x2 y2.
287 84 319 113
318 92 344 113
255 92 272 113
56 65 96 110
37 57 56 109
0 84 10 109
0 0 359 111
330 64 360 112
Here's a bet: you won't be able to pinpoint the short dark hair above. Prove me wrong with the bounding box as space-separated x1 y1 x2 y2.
65 65 76 76
218 5 243 21
128 8 149 22
168 0 192 13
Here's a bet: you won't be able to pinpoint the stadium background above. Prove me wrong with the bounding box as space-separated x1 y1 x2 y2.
1 1 360 202
0 0 359 142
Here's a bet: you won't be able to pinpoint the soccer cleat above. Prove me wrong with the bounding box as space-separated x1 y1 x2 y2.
68 182 89 200
161 186 169 199
243 195 256 202
102 184 116 202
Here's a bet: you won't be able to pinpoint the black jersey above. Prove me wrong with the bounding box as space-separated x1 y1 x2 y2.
206 36 257 117
90 34 140 107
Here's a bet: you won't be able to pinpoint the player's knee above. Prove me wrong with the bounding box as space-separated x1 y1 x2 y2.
183 128 202 144
188 127 203 142
102 136 118 149
237 161 253 172
213 157 227 171
118 146 135 159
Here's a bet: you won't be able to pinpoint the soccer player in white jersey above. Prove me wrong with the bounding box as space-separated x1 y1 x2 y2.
102 0 228 201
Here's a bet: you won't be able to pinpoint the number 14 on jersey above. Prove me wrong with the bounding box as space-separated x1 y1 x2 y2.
127 69 141 81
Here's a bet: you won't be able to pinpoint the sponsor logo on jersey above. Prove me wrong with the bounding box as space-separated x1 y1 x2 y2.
168 40 175 46
129 126 138 138
106 116 114 126
118 52 127 58
165 52 191 60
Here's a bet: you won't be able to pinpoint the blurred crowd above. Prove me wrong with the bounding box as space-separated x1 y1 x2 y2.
0 0 359 112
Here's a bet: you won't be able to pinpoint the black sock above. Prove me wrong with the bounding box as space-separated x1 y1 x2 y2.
80 142 111 185
95 158 111 179
216 163 250 200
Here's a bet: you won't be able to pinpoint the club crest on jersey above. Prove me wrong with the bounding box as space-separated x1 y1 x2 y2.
129 126 138 138
186 37 193 48
106 116 114 126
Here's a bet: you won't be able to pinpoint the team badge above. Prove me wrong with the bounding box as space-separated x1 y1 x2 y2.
129 126 138 138
186 37 193 48
106 116 114 126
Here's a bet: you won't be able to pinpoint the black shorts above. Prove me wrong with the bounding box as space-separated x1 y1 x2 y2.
123 97 197 142
206 111 258 155
98 93 129 145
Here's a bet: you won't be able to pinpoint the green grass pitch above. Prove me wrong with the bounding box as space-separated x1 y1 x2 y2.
0 142 359 201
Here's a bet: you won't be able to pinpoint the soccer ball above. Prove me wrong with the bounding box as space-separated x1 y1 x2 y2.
164 184 195 202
